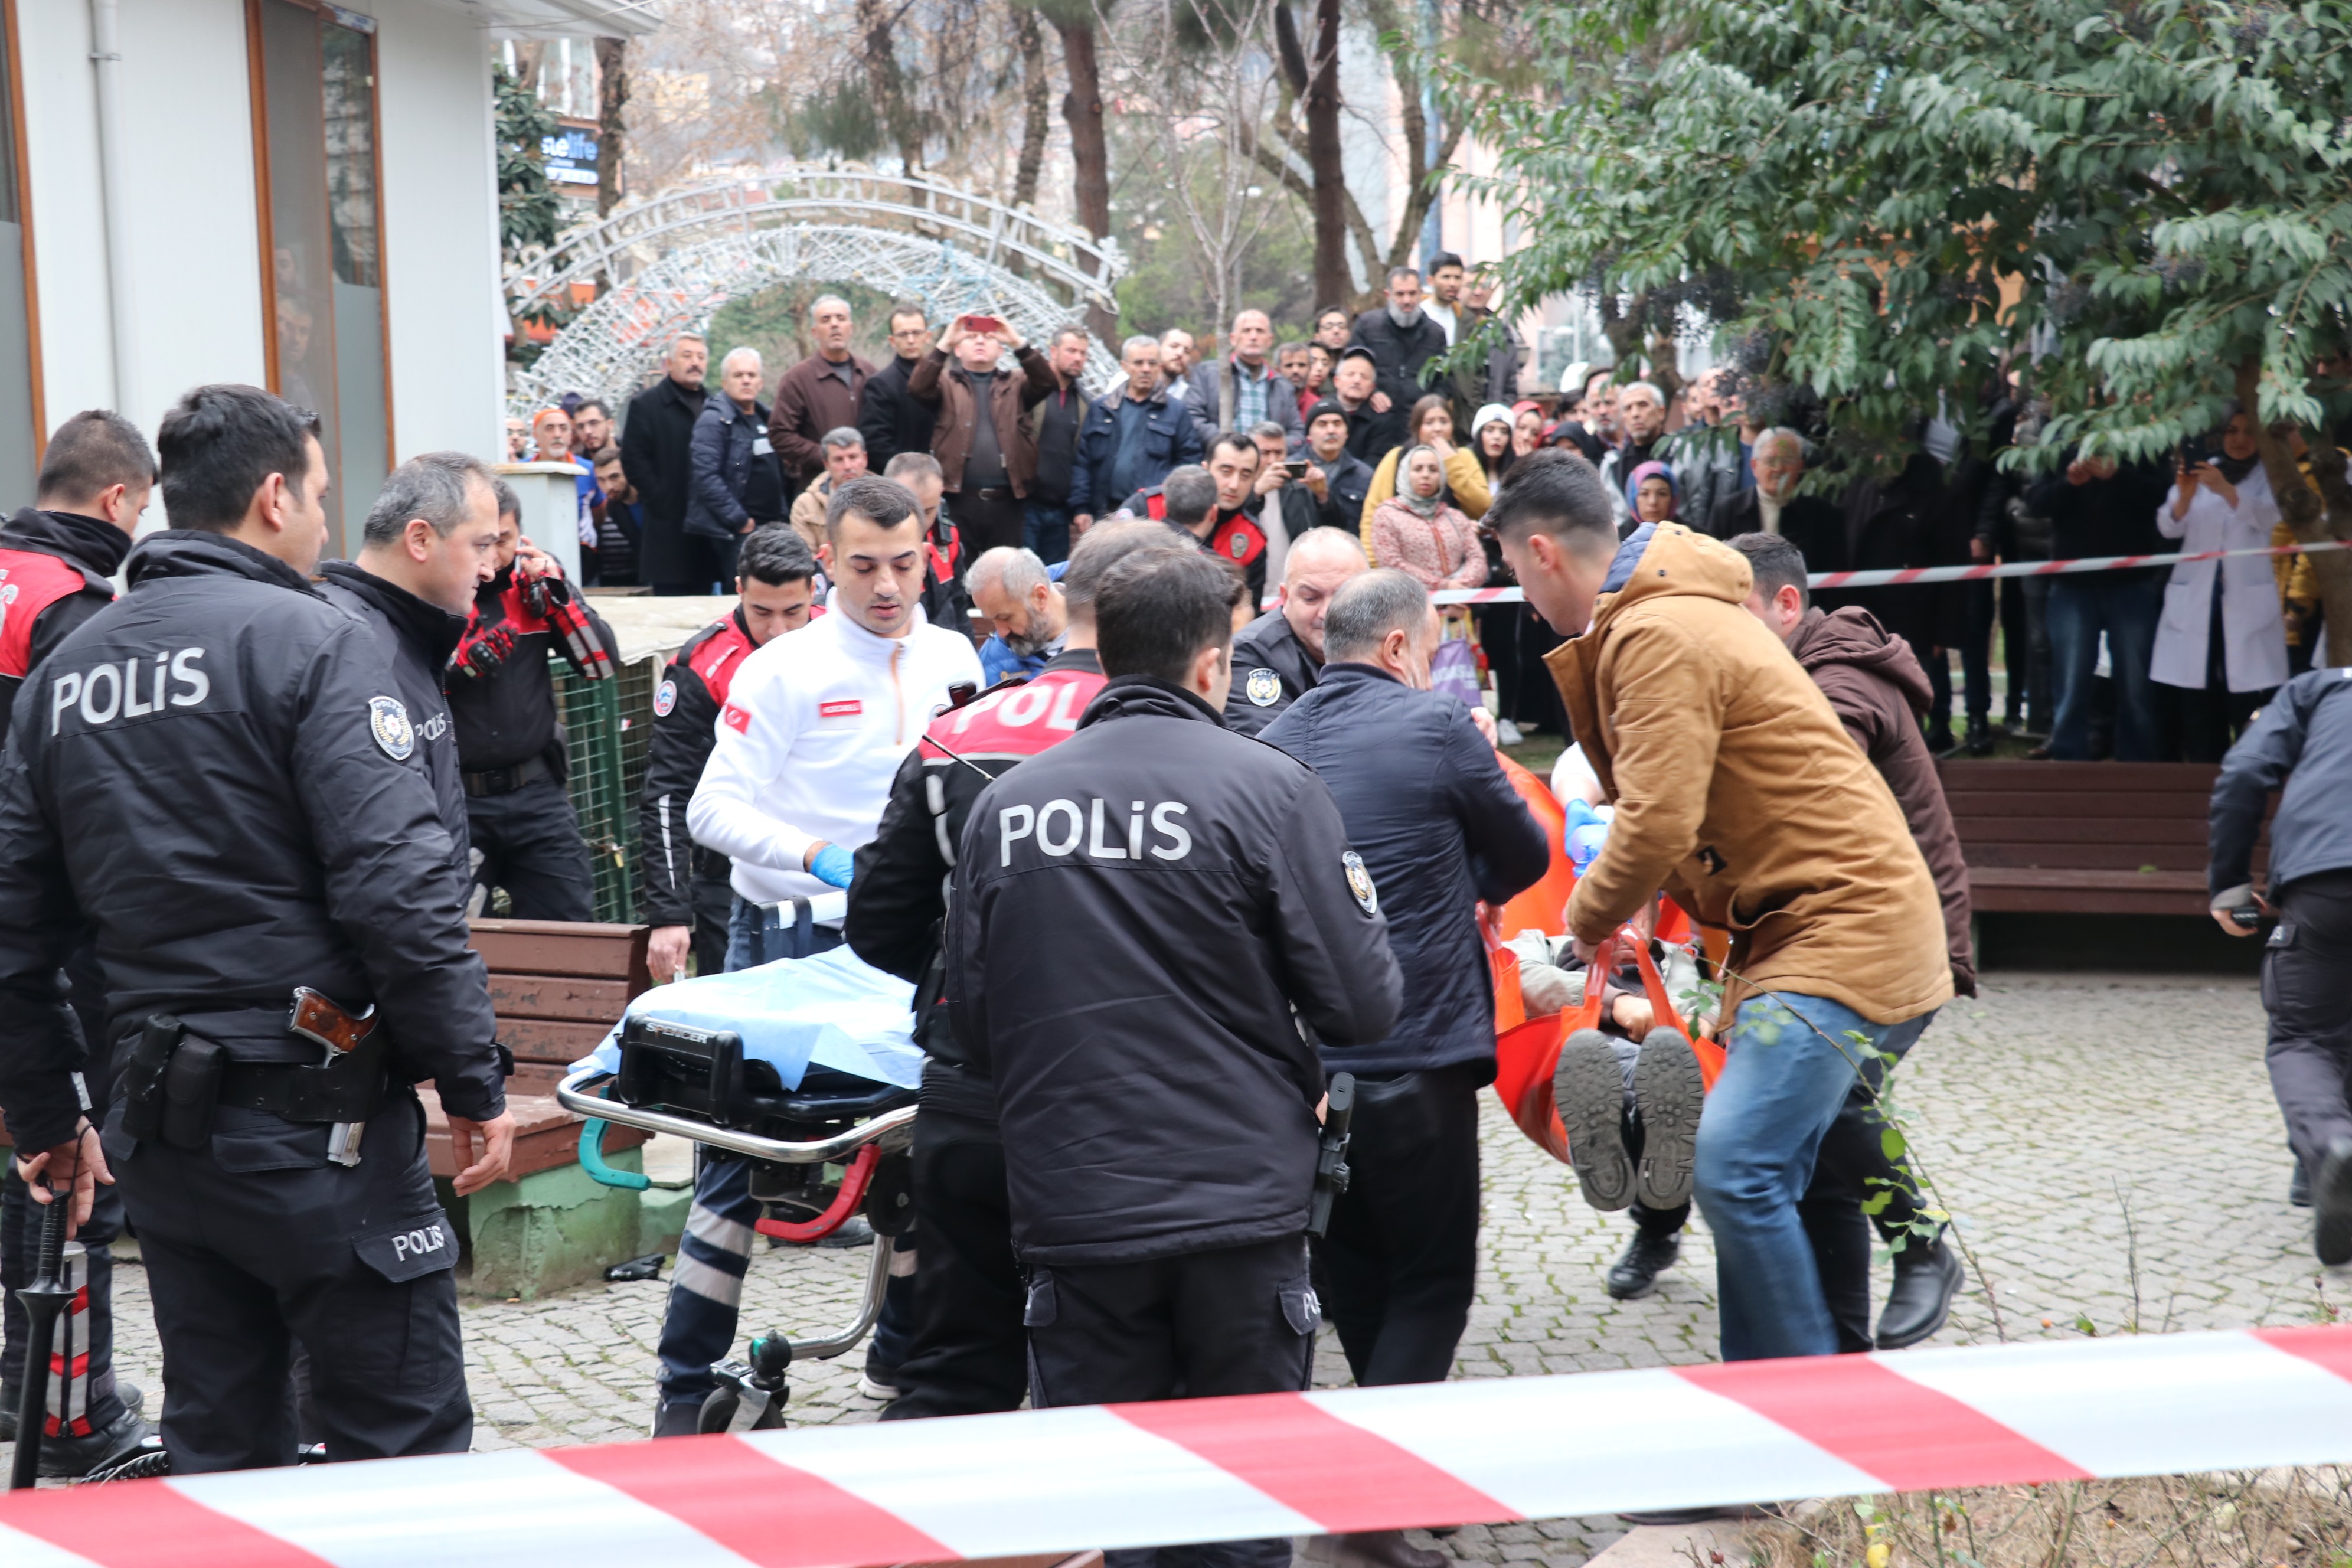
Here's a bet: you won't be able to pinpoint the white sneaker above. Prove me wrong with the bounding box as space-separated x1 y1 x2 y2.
857 1368 900 1400
1497 718 1524 746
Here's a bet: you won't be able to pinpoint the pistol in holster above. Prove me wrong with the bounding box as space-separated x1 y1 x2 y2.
1307 1072 1355 1240
116 992 393 1161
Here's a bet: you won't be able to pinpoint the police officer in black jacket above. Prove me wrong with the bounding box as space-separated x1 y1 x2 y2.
0 384 516 1473
2211 665 2352 1262
0 409 154 1471
850 521 1185 1422
316 455 505 882
1224 527 1367 737
639 526 819 985
948 547 1400 1568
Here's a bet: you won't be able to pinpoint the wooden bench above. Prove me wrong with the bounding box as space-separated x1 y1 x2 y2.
416 918 655 1182
1937 759 2269 916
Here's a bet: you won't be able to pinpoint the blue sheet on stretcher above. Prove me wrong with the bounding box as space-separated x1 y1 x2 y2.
570 946 923 1091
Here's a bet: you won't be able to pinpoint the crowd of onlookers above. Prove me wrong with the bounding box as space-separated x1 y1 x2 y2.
505 259 2330 766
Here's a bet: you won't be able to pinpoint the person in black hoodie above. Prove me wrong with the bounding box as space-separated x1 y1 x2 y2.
849 520 1185 1423
446 485 618 921
0 408 153 1472
948 547 1400 1568
1257 570 1544 1568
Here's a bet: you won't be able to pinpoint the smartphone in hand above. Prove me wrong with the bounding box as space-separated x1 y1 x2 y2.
960 315 1005 335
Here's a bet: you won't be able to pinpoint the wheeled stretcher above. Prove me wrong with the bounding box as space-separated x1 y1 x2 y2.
558 946 923 1427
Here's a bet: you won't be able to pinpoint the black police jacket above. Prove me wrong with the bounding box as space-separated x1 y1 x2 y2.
848 649 1107 1123
638 608 758 927
2210 665 2352 900
946 675 1402 1265
1223 607 1322 738
316 561 471 881
0 531 505 1152
1259 664 1548 1077
0 508 129 736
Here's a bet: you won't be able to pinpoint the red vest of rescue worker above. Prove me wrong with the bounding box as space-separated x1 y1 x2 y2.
923 655 1108 773
0 548 102 681
1133 487 1266 571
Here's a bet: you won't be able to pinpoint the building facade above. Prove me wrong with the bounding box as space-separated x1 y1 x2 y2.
7 0 651 553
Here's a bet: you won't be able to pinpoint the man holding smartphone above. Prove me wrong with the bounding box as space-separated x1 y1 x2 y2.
909 315 1058 557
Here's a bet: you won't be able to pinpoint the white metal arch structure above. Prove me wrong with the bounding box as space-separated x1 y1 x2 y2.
508 170 1129 419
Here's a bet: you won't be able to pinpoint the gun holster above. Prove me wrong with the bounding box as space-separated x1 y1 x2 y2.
160 1036 225 1151
118 1014 185 1144
217 1027 393 1125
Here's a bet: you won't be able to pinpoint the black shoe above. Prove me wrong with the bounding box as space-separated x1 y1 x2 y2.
1313 1530 1449 1568
1964 719 1993 756
1875 1234 1964 1350
651 1399 705 1437
2292 1161 2313 1208
37 1403 152 1479
1926 726 1959 757
0 1385 15 1443
2313 1139 2352 1266
1556 1029 1634 1211
1633 1028 1703 1212
1607 1227 1681 1301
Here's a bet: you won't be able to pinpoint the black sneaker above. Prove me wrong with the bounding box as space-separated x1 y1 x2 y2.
2314 1139 2352 1266
1606 1227 1681 1301
37 1403 152 1479
1555 1030 1634 1211
2292 1161 2313 1208
1633 1028 1704 1213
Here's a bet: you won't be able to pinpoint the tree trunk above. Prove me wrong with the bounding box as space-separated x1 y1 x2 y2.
1056 16 1116 341
1291 0 1348 306
1012 3 1050 214
593 37 628 220
2240 357 2352 669
856 0 925 186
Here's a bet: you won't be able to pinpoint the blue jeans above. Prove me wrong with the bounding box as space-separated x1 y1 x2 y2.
1693 992 1934 1361
1023 501 1072 565
2046 577 2162 760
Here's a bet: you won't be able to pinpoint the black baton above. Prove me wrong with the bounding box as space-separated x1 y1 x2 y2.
1308 1072 1355 1240
10 1179 71 1489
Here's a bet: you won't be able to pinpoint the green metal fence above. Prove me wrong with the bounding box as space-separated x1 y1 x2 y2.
552 655 662 924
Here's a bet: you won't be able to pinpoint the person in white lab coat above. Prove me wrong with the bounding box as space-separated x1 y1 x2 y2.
2152 410 2289 761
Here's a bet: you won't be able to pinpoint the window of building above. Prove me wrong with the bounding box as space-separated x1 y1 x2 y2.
251 0 390 557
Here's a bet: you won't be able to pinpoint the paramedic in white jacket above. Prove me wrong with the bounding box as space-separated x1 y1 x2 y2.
688 475 984 971
655 476 981 1435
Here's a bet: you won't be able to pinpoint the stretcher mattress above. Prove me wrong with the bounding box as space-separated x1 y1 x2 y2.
571 945 923 1092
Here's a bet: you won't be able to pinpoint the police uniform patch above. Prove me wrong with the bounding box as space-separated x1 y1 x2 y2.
368 695 414 762
1246 667 1282 707
653 678 678 717
1343 850 1378 916
1229 531 1251 560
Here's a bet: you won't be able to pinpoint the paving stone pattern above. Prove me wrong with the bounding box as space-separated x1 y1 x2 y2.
73 973 2328 1563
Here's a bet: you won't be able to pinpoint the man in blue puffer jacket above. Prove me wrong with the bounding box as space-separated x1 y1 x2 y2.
1260 568 1546 1494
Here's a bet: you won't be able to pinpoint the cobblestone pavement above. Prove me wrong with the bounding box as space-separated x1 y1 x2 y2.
61 972 2318 1563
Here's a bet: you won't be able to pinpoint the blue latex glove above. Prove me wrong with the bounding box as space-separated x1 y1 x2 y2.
1562 799 1608 877
809 843 856 888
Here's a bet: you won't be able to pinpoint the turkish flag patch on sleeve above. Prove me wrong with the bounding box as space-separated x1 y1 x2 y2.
721 702 752 734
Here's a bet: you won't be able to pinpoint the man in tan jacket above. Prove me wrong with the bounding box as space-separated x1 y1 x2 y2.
1491 450 1951 1362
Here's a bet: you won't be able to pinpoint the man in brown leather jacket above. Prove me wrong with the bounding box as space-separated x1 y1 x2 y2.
908 317 1058 556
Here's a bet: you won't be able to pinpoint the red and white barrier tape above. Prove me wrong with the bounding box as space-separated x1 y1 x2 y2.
1420 537 2351 604
10 1325 2352 1567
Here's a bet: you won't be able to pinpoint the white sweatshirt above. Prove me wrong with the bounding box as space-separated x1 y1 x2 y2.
688 597 984 912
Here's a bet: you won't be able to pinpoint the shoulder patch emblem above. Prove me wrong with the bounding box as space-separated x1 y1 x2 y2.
653 679 678 717
1342 850 1378 916
1229 531 1251 560
1246 667 1282 707
368 695 414 762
